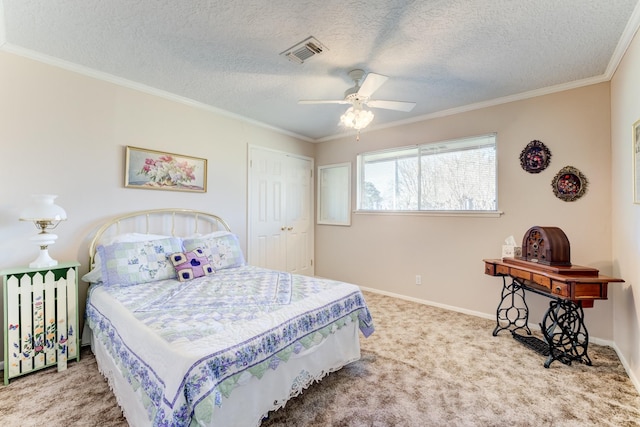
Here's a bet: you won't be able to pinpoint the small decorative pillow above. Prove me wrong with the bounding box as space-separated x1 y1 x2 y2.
183 232 246 271
169 248 215 282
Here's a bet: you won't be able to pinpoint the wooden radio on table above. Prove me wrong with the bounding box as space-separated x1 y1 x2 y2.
483 226 623 368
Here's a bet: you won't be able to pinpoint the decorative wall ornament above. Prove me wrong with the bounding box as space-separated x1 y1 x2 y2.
551 166 588 202
520 140 551 173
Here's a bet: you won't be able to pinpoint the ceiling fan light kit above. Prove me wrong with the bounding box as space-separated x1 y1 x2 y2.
339 104 374 141
340 106 374 130
299 69 416 138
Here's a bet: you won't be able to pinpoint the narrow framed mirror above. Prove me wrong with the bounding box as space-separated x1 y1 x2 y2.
317 162 351 226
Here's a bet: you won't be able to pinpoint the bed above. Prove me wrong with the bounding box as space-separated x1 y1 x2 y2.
83 209 374 427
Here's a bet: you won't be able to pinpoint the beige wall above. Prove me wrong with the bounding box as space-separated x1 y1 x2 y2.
315 83 615 343
2 40 639 391
0 51 313 353
611 27 640 389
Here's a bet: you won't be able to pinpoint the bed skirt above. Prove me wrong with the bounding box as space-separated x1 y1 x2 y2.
91 321 361 427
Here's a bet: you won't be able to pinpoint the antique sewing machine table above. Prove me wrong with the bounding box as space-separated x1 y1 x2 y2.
483 257 624 368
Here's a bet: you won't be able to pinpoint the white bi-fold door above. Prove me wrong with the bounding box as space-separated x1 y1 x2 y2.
248 146 314 276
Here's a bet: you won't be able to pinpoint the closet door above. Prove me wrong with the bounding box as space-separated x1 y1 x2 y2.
285 155 312 274
248 146 314 275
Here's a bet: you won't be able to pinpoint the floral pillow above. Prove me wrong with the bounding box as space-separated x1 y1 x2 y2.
82 233 173 284
97 237 182 286
182 231 246 271
169 248 215 282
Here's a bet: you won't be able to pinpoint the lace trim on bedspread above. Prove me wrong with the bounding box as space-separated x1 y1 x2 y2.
257 354 360 427
91 340 137 426
86 290 373 427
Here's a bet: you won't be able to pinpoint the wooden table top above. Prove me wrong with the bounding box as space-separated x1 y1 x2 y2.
484 258 624 283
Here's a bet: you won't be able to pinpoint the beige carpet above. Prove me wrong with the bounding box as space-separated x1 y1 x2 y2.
1 291 639 426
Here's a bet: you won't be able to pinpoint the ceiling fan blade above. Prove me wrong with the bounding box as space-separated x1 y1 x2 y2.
357 73 388 98
298 99 350 105
367 100 416 112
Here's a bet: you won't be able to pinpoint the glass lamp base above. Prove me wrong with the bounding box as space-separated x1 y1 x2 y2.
29 248 58 268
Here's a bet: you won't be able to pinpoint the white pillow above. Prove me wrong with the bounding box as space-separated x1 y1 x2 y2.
186 230 231 239
82 260 103 283
100 232 173 246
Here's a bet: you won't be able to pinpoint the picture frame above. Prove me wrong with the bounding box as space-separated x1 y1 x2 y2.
551 165 588 202
519 139 551 174
317 162 351 226
634 119 640 204
125 146 207 192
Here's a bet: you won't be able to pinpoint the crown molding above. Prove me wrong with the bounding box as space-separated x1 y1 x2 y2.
0 43 314 143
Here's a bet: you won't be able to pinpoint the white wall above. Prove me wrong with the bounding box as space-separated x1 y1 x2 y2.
315 83 616 342
0 51 313 352
611 27 640 389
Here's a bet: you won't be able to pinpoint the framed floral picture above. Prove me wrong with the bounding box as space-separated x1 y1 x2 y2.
551 165 588 202
519 140 551 174
634 119 640 204
125 146 207 192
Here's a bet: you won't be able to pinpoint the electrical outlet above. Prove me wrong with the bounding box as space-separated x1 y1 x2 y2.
415 275 422 285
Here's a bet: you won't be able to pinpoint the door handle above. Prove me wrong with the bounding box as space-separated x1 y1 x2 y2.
281 226 286 231
287 227 293 231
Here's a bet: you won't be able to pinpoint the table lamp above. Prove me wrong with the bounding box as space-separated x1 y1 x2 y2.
19 194 67 268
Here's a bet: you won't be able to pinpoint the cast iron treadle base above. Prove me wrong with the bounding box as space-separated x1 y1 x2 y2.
512 333 550 356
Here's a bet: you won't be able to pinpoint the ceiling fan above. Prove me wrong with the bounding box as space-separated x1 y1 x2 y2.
298 69 416 132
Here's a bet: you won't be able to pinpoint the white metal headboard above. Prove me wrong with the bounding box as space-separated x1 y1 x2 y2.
88 208 231 265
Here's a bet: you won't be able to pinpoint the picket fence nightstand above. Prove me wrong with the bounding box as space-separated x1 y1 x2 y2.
2 261 80 385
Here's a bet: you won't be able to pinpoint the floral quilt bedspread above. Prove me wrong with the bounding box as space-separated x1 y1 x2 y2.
86 265 374 426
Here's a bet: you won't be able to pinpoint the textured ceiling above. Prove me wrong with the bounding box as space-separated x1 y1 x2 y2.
1 0 639 141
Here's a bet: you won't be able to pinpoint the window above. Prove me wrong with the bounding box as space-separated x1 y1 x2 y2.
357 133 497 212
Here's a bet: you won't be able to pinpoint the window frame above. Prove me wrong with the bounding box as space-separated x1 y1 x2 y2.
356 133 500 216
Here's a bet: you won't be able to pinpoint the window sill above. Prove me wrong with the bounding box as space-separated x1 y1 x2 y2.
354 210 504 218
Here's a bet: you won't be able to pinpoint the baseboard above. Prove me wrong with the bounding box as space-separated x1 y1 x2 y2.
611 341 640 395
359 286 496 321
359 286 640 395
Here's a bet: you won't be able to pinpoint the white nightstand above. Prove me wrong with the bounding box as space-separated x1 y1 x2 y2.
2 261 80 385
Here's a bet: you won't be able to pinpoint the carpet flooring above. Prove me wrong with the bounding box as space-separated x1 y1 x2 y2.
1 291 639 426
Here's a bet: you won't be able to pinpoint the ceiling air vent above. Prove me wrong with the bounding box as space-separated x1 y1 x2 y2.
280 36 327 64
